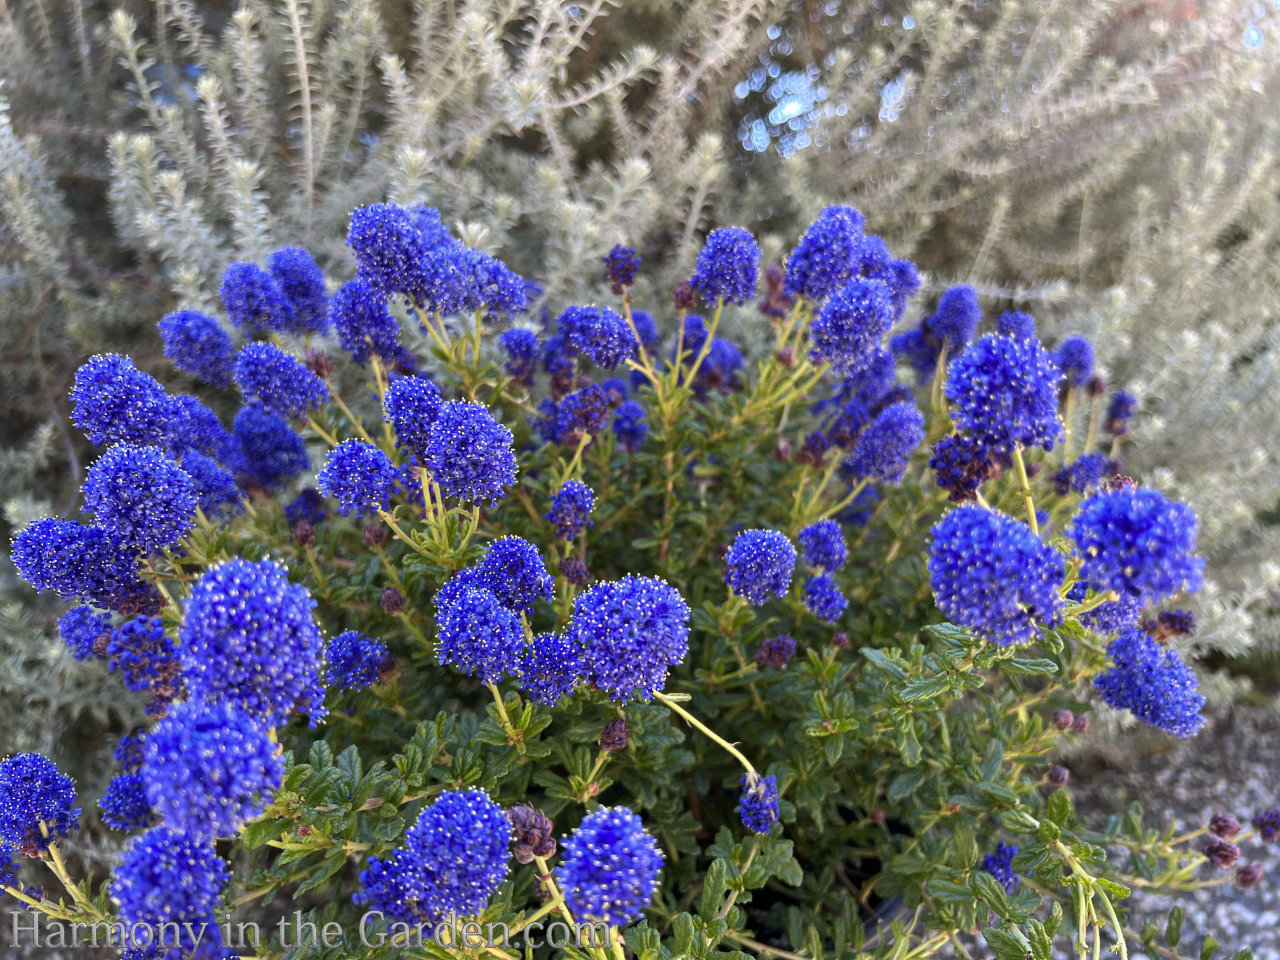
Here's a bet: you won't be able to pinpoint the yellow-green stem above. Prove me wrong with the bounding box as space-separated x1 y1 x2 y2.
655 691 756 774
1010 446 1039 535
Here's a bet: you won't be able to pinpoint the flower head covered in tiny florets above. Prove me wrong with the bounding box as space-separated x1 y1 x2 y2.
570 575 691 701
1092 626 1206 738
944 333 1064 456
10 517 154 613
58 605 111 662
477 536 554 612
518 633 584 706
1067 582 1145 637
330 277 402 366
982 841 1020 894
797 519 848 572
106 615 181 698
326 631 391 692
928 504 1065 646
785 205 866 301
808 278 895 375
425 400 518 502
603 244 642 294
166 394 231 460
929 434 1010 503
500 328 540 386
317 440 402 517
110 827 230 944
557 305 637 370
996 311 1036 340
268 246 329 335
1052 453 1116 496
546 480 595 541
553 383 613 443
1106 390 1137 437
925 285 981 356
98 773 153 832
690 227 760 306
739 773 780 834
1253 807 1280 843
557 806 663 928
804 574 848 624
221 405 310 493
0 753 81 852
180 451 244 518
179 558 326 727
1055 336 1094 388
158 310 236 386
846 400 925 486
346 203 433 303
436 584 524 686
220 261 295 335
754 634 797 670
613 400 649 452
80 444 198 553
383 375 444 459
70 354 174 448
232 342 329 418
115 734 145 773
724 529 797 607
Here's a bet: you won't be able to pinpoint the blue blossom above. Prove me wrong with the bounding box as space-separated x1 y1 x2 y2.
355 789 511 926
167 394 230 459
1068 582 1145 636
221 406 310 492
432 567 491 619
570 575 691 701
1106 390 1137 436
425 401 517 502
143 699 284 839
98 773 153 832
672 315 709 362
106 615 181 698
0 753 80 851
724 529 797 606
697 338 744 392
542 333 578 396
1093 627 1206 737
846 400 925 485
809 279 894 375
179 452 243 518
158 311 235 386
738 773 780 834
233 342 328 418
179 559 326 727
690 227 760 305
57 605 111 662
10 517 151 611
115 733 146 772
70 354 173 447
555 384 613 441
1068 486 1204 603
330 277 401 365
613 400 648 451
785 205 866 301
346 203 433 302
82 445 197 552
268 246 329 334
798 519 848 572
557 305 637 370
517 633 584 705
867 256 921 320
996 311 1036 340
383 375 443 458
285 488 327 527
1055 336 1094 387
326 630 390 692
603 244 642 292
219 261 295 334
929 434 1008 503
928 504 1065 646
631 311 660 351
436 585 524 685
1052 453 1115 496
317 441 401 517
546 480 595 541
557 806 662 927
927 285 981 355
500 328 539 386
945 333 1064 455
889 325 939 383
110 828 229 941
477 536 554 613
803 574 848 624
458 247 527 315
982 842 1020 894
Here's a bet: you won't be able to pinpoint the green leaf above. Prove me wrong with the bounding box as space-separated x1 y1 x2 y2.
698 859 730 920
1201 937 1220 960
982 925 1032 960
899 675 950 702
1046 788 1074 826
1027 920 1052 960
1166 906 1184 948
968 870 1011 918
1001 658 1058 676
975 781 1018 805
294 854 345 895
1096 877 1130 900
896 723 922 767
888 768 928 801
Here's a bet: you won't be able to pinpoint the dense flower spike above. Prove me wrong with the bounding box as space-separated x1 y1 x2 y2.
268 246 329 334
1052 453 1115 495
570 575 691 701
167 394 230 459
57 605 111 661
233 342 329 418
797 519 849 572
143 699 284 839
1106 390 1137 436
517 632 584 705
82 445 197 551
546 479 595 540
98 773 152 831
803 574 848 623
996 311 1036 340
555 384 613 441
499 328 539 386
317 440 401 516
221 406 310 492
945 333 1064 455
354 789 511 925
982 842 1020 894
927 285 981 355
724 529 797 606
10 517 150 611
929 505 1065 646
0 753 80 852
603 244 642 293
557 305 637 369
1093 627 1206 737
846 400 925 485
383 375 443 458
425 401 517 502
1069 486 1204 603
929 434 1009 503
180 451 243 517
158 310 236 386
106 615 182 707
1253 807 1280 843
739 774 780 834
557 806 663 928
115 733 145 772
179 559 326 726
346 203 431 300
331 277 402 365
476 536 554 612
220 261 295 334
326 631 391 692
809 278 894 374
1055 336 1094 387
755 634 797 669
70 354 173 448
436 585 524 685
786 205 867 301
110 828 230 943
690 227 760 305
613 400 649 451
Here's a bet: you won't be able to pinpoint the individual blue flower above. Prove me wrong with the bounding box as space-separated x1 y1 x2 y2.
268 246 329 334
98 773 153 832
106 615 180 696
724 529 797 606
317 440 401 517
221 405 310 492
1068 486 1204 603
10 517 151 611
927 285 981 355
1055 336 1094 387
555 383 612 440
570 575 691 701
233 342 328 418
354 788 511 926
1106 391 1137 436
846 400 925 485
500 328 539 386
557 305 637 370
1093 627 1206 738
220 261 295 334
179 452 243 518
785 205 866 301
436 585 524 685
546 480 595 541
58 605 111 662
603 244 642 292
110 827 230 942
738 773 780 834
809 278 894 375
143 699 284 839
81 445 197 552
0 753 80 851
690 227 760 305
613 400 648 451
326 630 390 692
477 536 554 613
331 277 402 365
803 574 848 624
797 520 848 572
179 559 326 726
518 633 584 706
982 842 1020 894
996 311 1035 340
425 401 517 502
945 333 1064 455
928 504 1065 646
158 310 236 386
166 394 231 459
557 806 662 928
383 375 443 458
69 354 174 448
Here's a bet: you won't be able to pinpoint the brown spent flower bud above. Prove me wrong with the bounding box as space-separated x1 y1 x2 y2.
1052 709 1075 732
381 587 405 616
293 519 316 548
363 523 388 547
1203 838 1241 869
831 631 850 650
304 348 334 379
672 281 698 312
558 557 590 586
1071 714 1091 735
773 439 793 463
1209 813 1242 839
870 809 886 826
776 346 797 368
1047 765 1071 787
1088 375 1108 397
600 718 629 751
508 804 556 864
1236 863 1264 888
1025 461 1042 479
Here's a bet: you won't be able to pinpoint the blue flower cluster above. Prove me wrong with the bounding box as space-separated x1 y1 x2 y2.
945 333 1064 456
158 310 235 386
326 630 391 691
331 277 403 366
98 773 153 832
738 773 780 834
809 278 894 375
383 375 443 458
846 400 925 485
476 536 554 613
11 517 152 612
546 479 595 540
317 440 401 516
220 261 296 335
797 519 848 572
222 405 310 492
268 246 330 334
803 574 848 624
689 227 760 305
70 354 173 448
82 444 197 552
0 753 80 852
436 584 525 686
425 401 517 502
110 827 230 946
557 806 662 927
1093 627 1206 737
518 632 584 705
233 342 329 418
724 529 797 606
57 605 111 661
557 305 637 369
982 841 1020 894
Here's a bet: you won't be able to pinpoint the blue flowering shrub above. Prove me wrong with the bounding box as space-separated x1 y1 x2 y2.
5 203 1276 960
